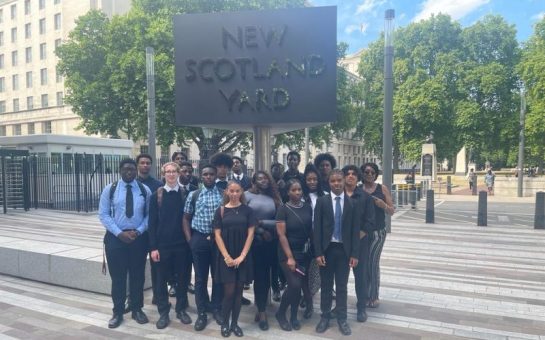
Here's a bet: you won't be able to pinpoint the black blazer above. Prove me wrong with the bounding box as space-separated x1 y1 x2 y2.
313 194 360 259
232 174 252 191
351 187 375 233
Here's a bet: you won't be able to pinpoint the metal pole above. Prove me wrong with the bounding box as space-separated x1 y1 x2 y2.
517 88 526 197
477 191 487 226
304 127 310 165
253 126 271 172
383 9 395 232
535 191 545 229
146 47 157 178
1 156 6 214
425 189 434 223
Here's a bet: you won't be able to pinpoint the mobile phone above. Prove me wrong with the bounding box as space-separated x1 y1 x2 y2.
295 264 306 276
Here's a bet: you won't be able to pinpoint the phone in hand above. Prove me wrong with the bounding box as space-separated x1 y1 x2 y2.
295 264 306 276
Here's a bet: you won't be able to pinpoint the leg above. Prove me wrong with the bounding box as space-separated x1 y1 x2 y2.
353 235 369 314
319 247 335 318
368 229 387 305
210 243 223 312
253 245 271 313
174 246 190 313
231 282 244 326
221 282 236 325
156 250 173 316
105 233 129 316
190 233 211 315
332 247 350 322
127 234 148 312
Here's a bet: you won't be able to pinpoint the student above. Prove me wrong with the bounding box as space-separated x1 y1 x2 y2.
211 153 233 194
314 153 337 193
149 162 192 329
282 151 305 184
231 156 252 191
313 169 359 336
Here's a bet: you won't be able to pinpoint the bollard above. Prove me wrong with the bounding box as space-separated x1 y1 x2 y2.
425 190 434 223
447 176 452 195
472 176 478 196
477 191 487 226
535 192 545 229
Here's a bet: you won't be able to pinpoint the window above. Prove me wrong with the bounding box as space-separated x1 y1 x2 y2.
0 54 3 69
40 68 47 85
28 123 35 135
26 71 32 88
39 18 46 34
0 9 3 24
11 27 17 43
56 67 62 83
26 96 33 109
39 0 45 10
12 74 19 90
140 145 149 154
0 77 4 92
10 4 16 20
0 126 6 136
56 91 63 106
25 47 31 63
55 38 61 49
54 0 61 4
40 43 46 59
0 32 3 46
43 121 52 133
25 0 31 15
13 99 19 112
41 94 48 107
11 50 17 66
0 101 5 114
13 124 21 136
54 13 61 30
25 23 31 38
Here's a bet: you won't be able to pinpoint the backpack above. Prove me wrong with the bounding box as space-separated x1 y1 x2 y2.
109 180 148 217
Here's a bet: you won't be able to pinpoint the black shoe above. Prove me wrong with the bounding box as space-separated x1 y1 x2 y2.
272 290 281 302
303 304 314 319
338 320 351 336
108 314 123 328
316 317 329 333
258 319 269 331
275 312 292 331
357 310 368 323
188 283 195 294
221 323 231 337
177 310 192 324
168 285 176 297
291 319 301 330
213 310 224 325
241 296 251 306
156 314 170 329
194 314 207 331
131 310 149 324
231 324 243 337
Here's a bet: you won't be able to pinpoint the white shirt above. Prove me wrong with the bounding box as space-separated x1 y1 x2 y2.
164 183 180 192
232 173 244 181
330 192 344 242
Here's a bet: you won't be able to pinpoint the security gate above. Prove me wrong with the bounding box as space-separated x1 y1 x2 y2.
0 149 30 214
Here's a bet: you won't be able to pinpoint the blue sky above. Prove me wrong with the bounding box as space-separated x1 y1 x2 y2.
310 0 545 54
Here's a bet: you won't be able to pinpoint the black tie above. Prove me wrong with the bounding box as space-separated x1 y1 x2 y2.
126 184 134 218
236 176 240 181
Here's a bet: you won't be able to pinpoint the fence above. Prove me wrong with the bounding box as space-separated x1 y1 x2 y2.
391 180 432 209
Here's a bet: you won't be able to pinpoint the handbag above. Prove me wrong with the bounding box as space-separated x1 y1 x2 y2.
284 203 313 256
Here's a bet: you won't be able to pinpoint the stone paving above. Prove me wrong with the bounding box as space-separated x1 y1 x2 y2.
0 209 544 339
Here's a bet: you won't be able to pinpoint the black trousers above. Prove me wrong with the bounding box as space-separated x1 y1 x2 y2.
156 245 191 315
252 241 277 312
353 235 369 312
319 242 350 321
105 231 148 316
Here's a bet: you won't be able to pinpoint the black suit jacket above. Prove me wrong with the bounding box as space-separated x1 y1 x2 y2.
232 174 252 191
313 194 360 259
352 187 375 233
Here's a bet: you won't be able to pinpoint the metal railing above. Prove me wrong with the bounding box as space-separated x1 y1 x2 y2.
391 180 431 209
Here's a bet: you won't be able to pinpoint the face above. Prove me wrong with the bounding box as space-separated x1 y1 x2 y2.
163 164 179 185
173 154 184 165
232 158 242 174
287 155 300 171
363 166 376 183
344 169 359 187
271 165 283 179
255 173 270 190
287 182 303 202
201 167 217 187
226 183 242 203
216 164 230 180
305 172 318 192
319 160 332 177
120 163 137 183
180 165 192 183
329 173 344 196
137 157 152 176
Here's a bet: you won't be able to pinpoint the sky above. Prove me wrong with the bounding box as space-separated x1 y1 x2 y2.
310 0 545 55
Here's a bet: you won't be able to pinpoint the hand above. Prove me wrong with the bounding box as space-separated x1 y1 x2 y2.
233 254 246 268
128 230 139 240
349 257 359 268
118 231 134 244
224 255 235 267
262 230 272 242
373 197 387 210
151 250 160 262
287 257 296 272
316 256 326 267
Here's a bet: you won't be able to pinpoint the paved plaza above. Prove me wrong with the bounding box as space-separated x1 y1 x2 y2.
0 206 544 339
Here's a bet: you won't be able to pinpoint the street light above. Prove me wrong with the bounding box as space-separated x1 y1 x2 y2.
383 9 395 232
201 127 215 168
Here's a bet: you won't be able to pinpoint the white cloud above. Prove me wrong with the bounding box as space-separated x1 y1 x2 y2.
413 0 490 22
356 0 386 15
345 22 369 34
531 11 545 21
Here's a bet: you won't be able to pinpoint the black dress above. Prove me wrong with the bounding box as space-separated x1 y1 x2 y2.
276 203 313 263
213 204 257 283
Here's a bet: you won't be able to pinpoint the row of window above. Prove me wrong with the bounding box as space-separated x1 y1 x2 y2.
0 0 62 23
0 68 62 92
0 92 63 113
0 121 52 137
0 14 62 46
0 40 61 69
337 143 368 156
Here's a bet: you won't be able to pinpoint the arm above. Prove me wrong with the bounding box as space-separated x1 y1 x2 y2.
136 186 152 234
98 184 123 236
148 193 159 252
381 185 395 215
182 192 194 242
214 229 234 267
313 198 326 266
277 220 296 271
233 226 255 267
349 204 360 268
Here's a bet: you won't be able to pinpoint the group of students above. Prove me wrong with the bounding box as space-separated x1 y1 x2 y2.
98 150 394 337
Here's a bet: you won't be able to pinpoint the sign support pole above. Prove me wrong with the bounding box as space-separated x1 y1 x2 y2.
253 126 271 172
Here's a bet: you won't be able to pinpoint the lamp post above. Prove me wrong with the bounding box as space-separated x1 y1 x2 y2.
201 127 214 169
383 9 395 232
517 87 526 197
145 47 157 178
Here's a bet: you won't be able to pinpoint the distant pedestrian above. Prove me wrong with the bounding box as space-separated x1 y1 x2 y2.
484 169 495 195
467 168 477 190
